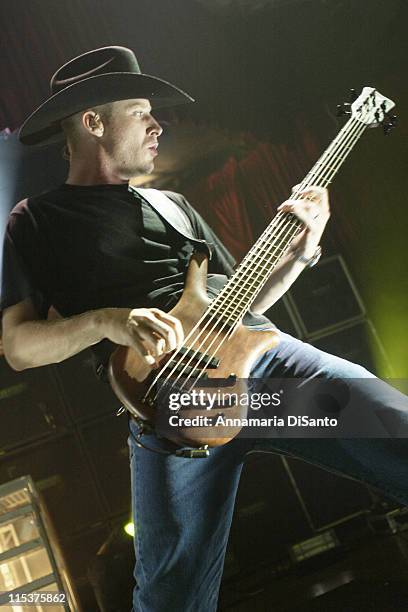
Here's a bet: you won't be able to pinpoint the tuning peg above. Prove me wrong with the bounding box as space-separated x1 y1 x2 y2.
382 114 397 135
349 88 357 102
336 102 352 117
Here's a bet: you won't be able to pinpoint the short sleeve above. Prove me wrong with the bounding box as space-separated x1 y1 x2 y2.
164 191 236 276
1 202 50 318
194 215 236 276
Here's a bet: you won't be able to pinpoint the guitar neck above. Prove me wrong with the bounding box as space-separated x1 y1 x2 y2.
209 114 368 324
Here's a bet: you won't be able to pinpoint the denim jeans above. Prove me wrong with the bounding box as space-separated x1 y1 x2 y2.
128 331 408 611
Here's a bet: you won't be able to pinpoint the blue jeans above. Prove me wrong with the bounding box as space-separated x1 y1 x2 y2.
128 331 408 611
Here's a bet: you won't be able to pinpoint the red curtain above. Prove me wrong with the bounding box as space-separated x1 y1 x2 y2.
184 127 320 261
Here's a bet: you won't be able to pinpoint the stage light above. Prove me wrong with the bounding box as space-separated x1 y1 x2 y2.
124 522 135 537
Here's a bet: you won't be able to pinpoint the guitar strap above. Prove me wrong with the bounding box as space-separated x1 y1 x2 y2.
129 185 212 258
129 186 193 238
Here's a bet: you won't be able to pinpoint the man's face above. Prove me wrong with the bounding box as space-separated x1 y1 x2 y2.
101 98 162 179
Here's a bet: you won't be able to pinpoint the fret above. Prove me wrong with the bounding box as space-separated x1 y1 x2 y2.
219 267 272 293
240 253 281 269
213 287 263 310
225 283 267 301
303 123 362 187
205 113 371 323
253 255 281 268
314 155 347 166
309 163 342 174
254 242 290 257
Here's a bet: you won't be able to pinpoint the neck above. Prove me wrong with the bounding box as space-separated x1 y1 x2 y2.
65 149 128 186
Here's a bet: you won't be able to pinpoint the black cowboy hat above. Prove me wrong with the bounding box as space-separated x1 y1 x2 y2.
19 46 194 146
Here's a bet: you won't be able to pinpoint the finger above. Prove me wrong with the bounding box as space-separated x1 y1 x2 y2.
133 319 177 354
126 322 156 364
130 323 168 358
284 198 329 220
277 201 318 228
129 311 178 352
149 309 184 347
278 199 314 213
298 186 326 195
297 187 329 207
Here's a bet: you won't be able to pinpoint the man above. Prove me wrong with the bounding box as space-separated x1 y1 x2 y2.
1 46 407 611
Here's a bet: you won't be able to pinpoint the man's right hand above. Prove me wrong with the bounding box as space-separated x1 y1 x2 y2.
102 307 184 365
2 299 184 372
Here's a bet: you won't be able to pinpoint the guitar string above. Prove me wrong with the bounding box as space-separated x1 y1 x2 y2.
172 114 370 400
142 212 291 395
202 115 371 375
147 110 369 404
179 110 371 388
145 110 369 404
160 93 377 373
165 112 371 398
144 105 370 403
191 99 374 340
180 106 370 347
180 106 365 335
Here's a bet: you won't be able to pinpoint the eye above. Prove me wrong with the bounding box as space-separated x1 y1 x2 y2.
133 110 144 117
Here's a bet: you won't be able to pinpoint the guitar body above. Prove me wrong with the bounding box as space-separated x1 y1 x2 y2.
108 252 280 447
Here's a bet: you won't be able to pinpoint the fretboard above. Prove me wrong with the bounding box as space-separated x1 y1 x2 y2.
208 114 368 325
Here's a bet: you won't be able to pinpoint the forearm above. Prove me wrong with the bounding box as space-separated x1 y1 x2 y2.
251 252 308 314
4 304 184 372
252 193 328 315
5 309 109 371
252 184 330 314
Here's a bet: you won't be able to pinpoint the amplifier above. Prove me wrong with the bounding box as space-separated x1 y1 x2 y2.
311 319 393 377
0 358 69 451
287 255 365 337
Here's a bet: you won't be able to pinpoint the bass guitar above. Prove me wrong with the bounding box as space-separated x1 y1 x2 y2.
108 87 396 449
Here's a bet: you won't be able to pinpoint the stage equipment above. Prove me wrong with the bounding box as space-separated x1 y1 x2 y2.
0 436 105 536
226 451 376 574
87 525 134 612
312 319 391 375
52 350 121 424
79 413 131 516
263 294 302 339
289 530 340 564
227 453 314 568
0 475 78 610
286 254 365 337
0 359 68 452
281 254 393 376
367 506 408 535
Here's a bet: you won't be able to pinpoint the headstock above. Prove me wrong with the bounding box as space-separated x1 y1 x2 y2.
337 87 397 135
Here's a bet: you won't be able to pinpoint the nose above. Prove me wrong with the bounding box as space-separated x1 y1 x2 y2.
148 115 163 137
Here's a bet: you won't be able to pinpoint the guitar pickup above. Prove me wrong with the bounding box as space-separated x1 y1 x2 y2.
172 363 209 379
178 346 219 369
197 374 237 388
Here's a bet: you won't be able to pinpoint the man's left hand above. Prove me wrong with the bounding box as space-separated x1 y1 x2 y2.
277 185 330 257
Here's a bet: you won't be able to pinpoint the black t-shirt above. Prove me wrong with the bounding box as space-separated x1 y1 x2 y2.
1 183 273 366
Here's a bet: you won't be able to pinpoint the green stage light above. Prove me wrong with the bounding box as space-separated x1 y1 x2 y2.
124 522 135 537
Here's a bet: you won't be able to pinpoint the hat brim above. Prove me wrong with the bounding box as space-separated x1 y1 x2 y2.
19 72 194 146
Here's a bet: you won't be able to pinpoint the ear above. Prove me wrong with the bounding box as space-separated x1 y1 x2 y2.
82 111 104 137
